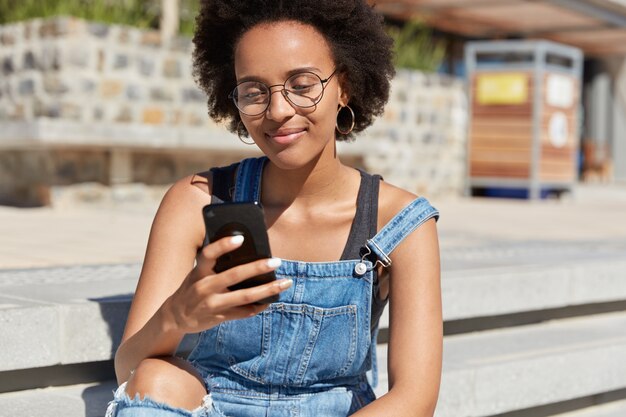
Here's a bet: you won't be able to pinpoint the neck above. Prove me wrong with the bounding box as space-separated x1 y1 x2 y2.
261 150 352 209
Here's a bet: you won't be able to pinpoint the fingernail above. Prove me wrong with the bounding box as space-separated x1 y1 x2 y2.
230 235 244 245
277 279 293 289
266 257 282 268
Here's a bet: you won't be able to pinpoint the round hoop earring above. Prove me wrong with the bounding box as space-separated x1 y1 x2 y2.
237 121 255 145
336 105 355 135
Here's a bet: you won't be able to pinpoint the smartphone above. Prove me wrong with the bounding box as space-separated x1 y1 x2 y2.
202 202 278 304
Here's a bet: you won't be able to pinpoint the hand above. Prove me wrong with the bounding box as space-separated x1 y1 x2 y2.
163 235 290 334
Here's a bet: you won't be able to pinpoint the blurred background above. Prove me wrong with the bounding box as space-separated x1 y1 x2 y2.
0 1 625 417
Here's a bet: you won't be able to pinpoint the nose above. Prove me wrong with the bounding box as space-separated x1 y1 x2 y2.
265 87 296 121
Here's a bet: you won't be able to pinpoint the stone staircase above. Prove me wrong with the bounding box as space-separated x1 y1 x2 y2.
1 237 626 416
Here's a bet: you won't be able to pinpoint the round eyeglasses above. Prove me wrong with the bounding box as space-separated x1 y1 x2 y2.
229 69 336 116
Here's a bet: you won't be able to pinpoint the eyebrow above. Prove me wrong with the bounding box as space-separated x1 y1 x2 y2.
237 66 323 84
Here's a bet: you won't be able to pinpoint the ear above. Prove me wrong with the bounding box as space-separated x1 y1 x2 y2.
337 71 350 107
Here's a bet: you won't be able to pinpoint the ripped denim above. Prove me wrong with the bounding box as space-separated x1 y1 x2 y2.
105 382 226 417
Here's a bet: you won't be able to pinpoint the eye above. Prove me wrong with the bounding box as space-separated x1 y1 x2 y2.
244 90 264 99
287 74 320 94
237 82 268 102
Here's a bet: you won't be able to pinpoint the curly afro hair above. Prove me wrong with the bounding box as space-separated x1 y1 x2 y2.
192 0 395 141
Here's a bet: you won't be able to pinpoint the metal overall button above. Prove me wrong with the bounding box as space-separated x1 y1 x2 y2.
355 245 392 276
354 262 368 276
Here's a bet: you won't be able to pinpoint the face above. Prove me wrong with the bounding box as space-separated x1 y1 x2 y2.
234 20 347 169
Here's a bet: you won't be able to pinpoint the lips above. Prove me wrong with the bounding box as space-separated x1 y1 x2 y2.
265 128 307 145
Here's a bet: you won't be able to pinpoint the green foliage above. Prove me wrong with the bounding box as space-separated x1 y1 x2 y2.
0 0 157 27
0 0 199 35
387 19 446 72
178 0 199 36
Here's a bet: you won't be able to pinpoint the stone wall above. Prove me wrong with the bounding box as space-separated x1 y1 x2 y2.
0 17 468 206
363 70 468 197
0 16 208 126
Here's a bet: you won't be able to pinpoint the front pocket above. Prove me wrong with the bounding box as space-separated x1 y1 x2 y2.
264 303 359 385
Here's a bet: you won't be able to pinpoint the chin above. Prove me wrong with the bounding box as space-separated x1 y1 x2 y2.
265 151 314 171
262 145 327 171
257 129 336 171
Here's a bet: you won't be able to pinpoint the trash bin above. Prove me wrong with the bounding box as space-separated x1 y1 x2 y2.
465 40 583 199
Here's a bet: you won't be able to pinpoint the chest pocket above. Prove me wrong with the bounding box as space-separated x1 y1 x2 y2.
216 302 359 386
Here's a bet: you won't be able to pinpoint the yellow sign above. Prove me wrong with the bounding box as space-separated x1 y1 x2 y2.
476 73 528 105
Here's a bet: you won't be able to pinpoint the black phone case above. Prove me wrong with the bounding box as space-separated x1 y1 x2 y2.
202 202 278 304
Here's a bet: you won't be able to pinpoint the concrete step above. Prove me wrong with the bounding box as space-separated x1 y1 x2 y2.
3 312 626 417
0 380 116 417
376 312 626 417
373 240 626 330
439 240 626 321
0 264 139 373
2 240 626 373
551 399 626 417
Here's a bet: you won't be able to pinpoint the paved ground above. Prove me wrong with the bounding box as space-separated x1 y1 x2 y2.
1 183 625 270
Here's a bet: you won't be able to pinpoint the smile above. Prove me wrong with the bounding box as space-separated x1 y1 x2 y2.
266 128 307 145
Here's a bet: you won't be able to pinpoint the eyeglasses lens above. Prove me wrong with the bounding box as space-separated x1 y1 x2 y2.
233 73 325 115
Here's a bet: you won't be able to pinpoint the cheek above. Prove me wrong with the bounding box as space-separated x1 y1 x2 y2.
325 107 339 131
244 116 258 127
307 105 338 137
313 93 341 132
241 118 263 138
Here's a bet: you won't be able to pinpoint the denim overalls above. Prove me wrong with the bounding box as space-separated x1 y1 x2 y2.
107 157 439 417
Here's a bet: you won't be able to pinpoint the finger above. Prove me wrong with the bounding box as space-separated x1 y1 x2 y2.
215 257 282 289
221 303 270 321
196 235 245 277
220 277 293 307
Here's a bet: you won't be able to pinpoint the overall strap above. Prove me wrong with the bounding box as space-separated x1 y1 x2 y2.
366 197 439 267
232 156 268 203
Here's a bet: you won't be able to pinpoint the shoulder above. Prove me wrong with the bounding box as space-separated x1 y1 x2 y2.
152 172 214 250
165 171 213 205
376 179 439 254
188 169 213 196
173 158 242 203
377 180 423 230
376 180 440 268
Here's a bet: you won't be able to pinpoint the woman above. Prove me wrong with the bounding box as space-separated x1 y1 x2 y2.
107 1 442 416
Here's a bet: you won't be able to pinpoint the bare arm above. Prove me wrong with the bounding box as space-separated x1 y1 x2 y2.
114 174 290 384
352 197 442 416
114 175 206 384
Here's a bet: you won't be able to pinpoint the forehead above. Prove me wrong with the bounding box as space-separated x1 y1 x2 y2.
234 20 335 79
